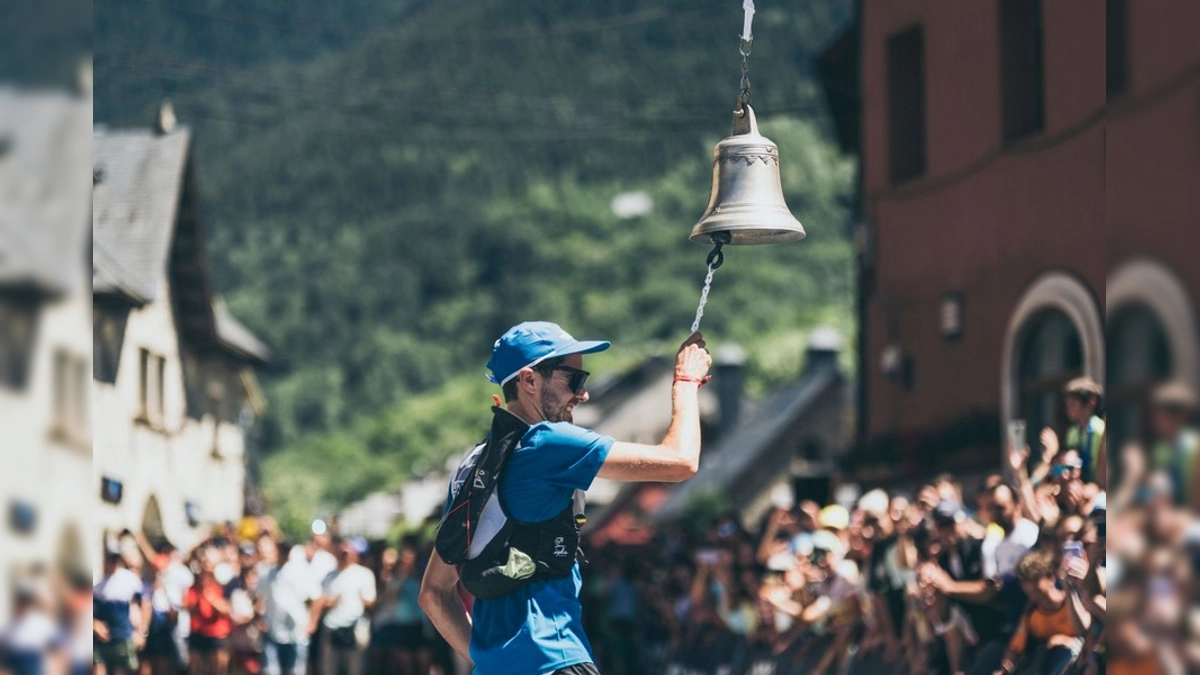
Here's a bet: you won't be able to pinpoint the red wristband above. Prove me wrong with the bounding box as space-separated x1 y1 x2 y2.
674 375 711 387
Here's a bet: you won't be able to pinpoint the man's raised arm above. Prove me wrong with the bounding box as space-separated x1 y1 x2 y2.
597 332 712 483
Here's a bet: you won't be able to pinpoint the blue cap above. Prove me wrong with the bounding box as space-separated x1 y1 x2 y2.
487 321 610 386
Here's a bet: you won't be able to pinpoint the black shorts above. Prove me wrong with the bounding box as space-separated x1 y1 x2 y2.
188 634 230 653
141 624 178 658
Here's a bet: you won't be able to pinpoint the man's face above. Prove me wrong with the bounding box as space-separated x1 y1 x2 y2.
1052 450 1083 486
988 487 1017 529
934 520 958 548
1152 405 1189 439
1064 395 1092 424
535 354 590 423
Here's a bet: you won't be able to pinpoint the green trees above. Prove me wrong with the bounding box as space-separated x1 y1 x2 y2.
96 0 856 537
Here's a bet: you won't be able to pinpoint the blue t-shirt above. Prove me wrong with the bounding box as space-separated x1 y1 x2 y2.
467 421 613 675
93 568 144 642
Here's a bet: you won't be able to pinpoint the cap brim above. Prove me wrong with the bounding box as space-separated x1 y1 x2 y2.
548 340 611 359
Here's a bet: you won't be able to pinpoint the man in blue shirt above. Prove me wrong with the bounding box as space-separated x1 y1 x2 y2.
93 551 149 675
420 321 712 674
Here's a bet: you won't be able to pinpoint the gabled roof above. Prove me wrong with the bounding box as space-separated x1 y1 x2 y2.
91 121 271 365
92 126 191 303
214 301 272 365
0 88 92 297
654 360 842 522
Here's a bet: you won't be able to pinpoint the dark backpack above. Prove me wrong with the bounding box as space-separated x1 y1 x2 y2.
435 407 584 599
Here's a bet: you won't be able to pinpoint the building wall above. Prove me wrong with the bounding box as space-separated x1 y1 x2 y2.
859 1 1105 475
1106 0 1200 379
0 269 93 619
92 273 246 574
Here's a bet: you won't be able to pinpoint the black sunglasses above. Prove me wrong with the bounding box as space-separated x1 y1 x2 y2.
537 364 590 394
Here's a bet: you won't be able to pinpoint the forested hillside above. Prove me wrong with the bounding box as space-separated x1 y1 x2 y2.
95 0 857 535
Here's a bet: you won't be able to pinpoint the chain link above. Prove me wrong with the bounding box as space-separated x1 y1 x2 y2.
738 37 754 108
691 261 718 333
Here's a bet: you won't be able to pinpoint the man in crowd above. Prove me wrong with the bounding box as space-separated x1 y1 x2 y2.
94 550 150 675
420 322 713 675
1040 377 1105 486
311 539 376 675
260 542 322 675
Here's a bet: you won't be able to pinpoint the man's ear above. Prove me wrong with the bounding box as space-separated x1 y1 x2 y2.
519 367 538 395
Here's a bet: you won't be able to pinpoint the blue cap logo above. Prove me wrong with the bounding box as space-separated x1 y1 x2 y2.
486 321 610 386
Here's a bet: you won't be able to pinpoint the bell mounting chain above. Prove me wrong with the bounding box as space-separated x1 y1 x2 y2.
691 231 731 333
737 0 754 114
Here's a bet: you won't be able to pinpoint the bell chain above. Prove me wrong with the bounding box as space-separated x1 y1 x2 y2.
690 261 718 334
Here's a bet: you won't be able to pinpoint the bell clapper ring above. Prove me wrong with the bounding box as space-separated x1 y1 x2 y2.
706 231 731 270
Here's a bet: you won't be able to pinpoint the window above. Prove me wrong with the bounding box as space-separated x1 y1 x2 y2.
157 355 167 420
51 349 90 445
139 348 150 416
1000 0 1045 141
887 25 926 182
138 348 167 427
0 298 38 391
93 309 127 384
1106 0 1128 99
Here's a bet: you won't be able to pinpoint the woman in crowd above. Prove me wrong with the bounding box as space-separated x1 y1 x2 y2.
183 548 233 675
995 549 1089 675
369 541 429 675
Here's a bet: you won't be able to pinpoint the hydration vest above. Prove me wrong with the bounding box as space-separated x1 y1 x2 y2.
434 407 585 600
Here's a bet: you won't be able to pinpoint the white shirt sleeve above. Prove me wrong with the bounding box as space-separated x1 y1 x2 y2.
358 568 377 604
1011 518 1040 548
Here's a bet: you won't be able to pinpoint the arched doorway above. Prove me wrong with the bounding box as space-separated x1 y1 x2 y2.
1001 272 1104 449
56 523 87 578
1015 309 1084 440
1107 259 1197 450
142 496 166 547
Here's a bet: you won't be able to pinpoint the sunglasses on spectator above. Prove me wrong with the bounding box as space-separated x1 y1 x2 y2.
537 364 590 394
1050 463 1082 478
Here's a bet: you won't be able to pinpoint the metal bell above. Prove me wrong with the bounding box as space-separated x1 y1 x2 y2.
690 103 806 245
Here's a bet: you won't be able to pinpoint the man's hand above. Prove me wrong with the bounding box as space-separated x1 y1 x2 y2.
1007 445 1029 476
918 562 952 594
1062 554 1089 587
675 332 713 382
1040 427 1059 463
93 621 111 643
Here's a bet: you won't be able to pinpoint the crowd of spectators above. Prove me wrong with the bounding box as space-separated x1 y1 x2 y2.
77 519 462 675
7 376 1198 674
573 376 1156 675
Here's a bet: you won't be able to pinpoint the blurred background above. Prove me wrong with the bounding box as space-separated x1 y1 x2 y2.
0 0 1197 673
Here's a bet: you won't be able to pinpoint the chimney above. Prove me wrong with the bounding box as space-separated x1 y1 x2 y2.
805 326 843 374
76 58 93 97
715 343 747 434
155 99 177 135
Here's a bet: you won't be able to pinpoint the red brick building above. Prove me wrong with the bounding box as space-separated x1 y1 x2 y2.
844 0 1199 481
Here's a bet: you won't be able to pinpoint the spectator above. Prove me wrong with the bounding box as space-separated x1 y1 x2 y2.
259 543 320 675
996 549 1090 675
310 540 375 675
369 542 429 675
1147 382 1199 508
184 547 234 675
2 572 62 675
1043 377 1106 485
95 550 150 675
